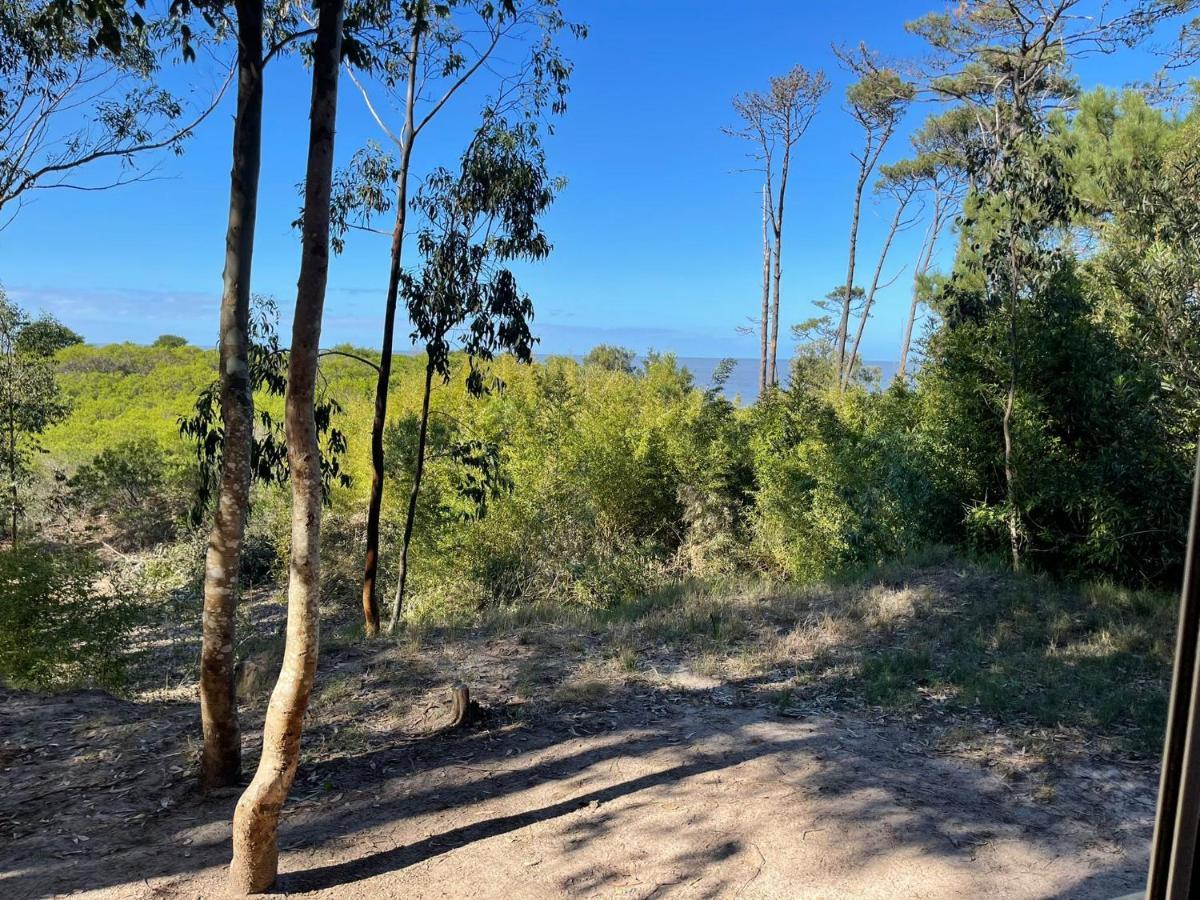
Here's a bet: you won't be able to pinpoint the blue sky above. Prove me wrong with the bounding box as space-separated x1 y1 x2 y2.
0 1 1180 358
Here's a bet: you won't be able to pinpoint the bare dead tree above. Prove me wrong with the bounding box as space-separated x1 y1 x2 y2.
894 110 970 386
842 161 923 386
759 182 772 392
726 64 828 389
832 43 914 388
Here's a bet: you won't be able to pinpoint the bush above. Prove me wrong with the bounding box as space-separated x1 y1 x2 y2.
0 544 139 690
401 355 698 611
70 438 190 549
750 376 943 579
240 530 280 589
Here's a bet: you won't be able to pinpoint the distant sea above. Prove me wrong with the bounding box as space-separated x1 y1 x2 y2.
539 355 901 402
674 357 901 402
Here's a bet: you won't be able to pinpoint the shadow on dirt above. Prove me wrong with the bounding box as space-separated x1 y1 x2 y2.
0 653 1156 898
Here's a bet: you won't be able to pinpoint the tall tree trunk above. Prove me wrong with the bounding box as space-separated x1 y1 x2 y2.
1003 232 1021 571
8 397 16 547
836 171 868 385
759 183 770 395
387 355 434 633
199 0 264 791
895 198 943 387
228 0 343 891
768 147 790 388
360 29 420 637
844 197 908 386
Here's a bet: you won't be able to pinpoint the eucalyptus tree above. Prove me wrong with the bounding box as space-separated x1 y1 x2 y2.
228 0 345 889
30 0 304 792
335 0 581 636
196 0 270 794
0 0 224 225
385 116 557 632
841 159 922 386
894 110 969 386
727 64 829 391
832 45 914 386
184 0 328 792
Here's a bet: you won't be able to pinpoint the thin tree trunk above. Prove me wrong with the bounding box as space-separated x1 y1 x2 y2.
759 183 770 395
895 198 943 387
199 0 264 792
844 196 909 386
768 145 790 387
1003 231 1021 571
8 397 15 547
387 356 434 633
228 0 343 891
836 171 868 385
360 29 420 637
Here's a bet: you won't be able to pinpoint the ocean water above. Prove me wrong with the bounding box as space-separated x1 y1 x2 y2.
673 357 902 402
536 354 902 402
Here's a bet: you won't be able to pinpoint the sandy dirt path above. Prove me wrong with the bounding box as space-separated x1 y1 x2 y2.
1 682 1154 899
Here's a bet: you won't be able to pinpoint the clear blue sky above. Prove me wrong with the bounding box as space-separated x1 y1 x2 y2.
0 1 1177 358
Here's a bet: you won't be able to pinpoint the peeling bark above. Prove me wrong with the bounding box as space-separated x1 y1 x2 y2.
228 0 344 890
199 0 264 791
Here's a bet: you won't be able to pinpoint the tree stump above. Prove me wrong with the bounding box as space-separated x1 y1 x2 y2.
447 683 481 729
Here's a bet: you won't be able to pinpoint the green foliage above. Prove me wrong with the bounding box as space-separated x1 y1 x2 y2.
398 355 695 611
14 315 83 356
70 437 190 549
152 334 188 349
582 344 636 373
920 259 1188 581
0 543 138 690
907 90 1198 583
1084 102 1200 445
178 297 351 526
1 288 71 541
2 0 190 216
407 117 556 388
43 341 215 465
750 379 942 579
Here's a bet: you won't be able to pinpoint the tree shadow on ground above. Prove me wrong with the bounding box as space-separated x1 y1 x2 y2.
0 656 1157 898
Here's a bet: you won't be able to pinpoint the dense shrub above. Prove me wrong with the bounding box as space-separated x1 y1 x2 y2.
394 355 698 612
0 545 139 690
919 261 1191 583
750 370 944 579
70 437 191 549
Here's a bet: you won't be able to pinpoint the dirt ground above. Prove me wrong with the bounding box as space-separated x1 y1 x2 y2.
0 617 1158 900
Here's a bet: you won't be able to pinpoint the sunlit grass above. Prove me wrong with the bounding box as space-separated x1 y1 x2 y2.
390 550 1176 756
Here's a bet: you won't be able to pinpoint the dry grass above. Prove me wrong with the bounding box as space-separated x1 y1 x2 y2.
403 552 1176 758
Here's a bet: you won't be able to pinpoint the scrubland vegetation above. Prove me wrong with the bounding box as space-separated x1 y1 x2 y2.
5 0 1200 895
